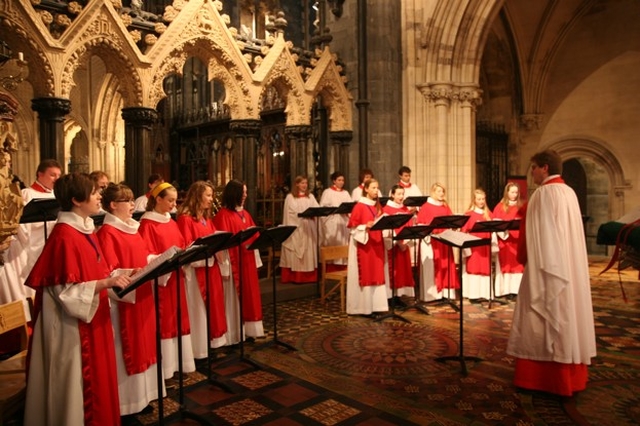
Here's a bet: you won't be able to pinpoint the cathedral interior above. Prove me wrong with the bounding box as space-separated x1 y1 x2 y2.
0 0 638 254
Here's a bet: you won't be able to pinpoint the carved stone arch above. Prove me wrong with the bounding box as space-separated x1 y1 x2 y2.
546 137 629 220
148 38 253 118
262 73 308 126
93 74 124 145
60 39 143 107
0 18 56 96
312 79 350 132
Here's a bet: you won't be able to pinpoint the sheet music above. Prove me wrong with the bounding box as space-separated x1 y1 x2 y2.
433 229 482 246
128 245 181 285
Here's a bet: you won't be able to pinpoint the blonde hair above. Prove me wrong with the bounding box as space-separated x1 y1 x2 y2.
499 182 522 212
467 188 491 220
429 182 449 206
294 175 310 197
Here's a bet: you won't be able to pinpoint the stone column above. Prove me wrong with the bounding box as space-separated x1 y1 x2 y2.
31 97 71 164
285 125 312 189
121 107 157 197
329 130 353 180
230 119 261 216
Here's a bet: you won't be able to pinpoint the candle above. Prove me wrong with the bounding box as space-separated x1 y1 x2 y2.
18 52 23 61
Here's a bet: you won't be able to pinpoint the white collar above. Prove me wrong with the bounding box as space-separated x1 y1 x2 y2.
103 212 140 234
542 174 561 184
472 206 484 214
427 198 444 206
387 200 402 209
57 211 95 234
359 197 376 206
508 200 517 206
141 210 171 223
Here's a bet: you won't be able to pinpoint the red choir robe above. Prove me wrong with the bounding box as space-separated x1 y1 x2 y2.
212 207 263 322
97 221 157 375
176 215 227 339
348 201 385 286
461 208 492 276
492 202 524 274
138 216 190 337
382 201 414 288
25 217 120 426
416 201 460 290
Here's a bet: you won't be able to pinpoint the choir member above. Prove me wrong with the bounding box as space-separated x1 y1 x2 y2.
97 183 164 415
492 182 524 297
280 176 319 283
351 168 373 201
212 179 265 340
416 182 459 301
346 178 390 315
134 173 164 212
24 172 131 426
319 171 351 267
394 165 422 198
139 182 196 379
460 188 493 301
177 181 228 357
0 159 61 321
383 185 415 300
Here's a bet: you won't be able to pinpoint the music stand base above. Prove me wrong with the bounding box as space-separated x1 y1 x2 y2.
425 297 460 312
374 312 411 323
487 298 508 309
253 338 297 352
401 301 430 315
435 355 482 376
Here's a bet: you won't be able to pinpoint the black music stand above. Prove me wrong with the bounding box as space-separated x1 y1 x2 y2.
181 232 233 390
298 206 336 294
371 213 414 323
469 220 511 308
425 215 470 311
115 246 184 425
90 213 105 226
334 201 356 214
432 230 490 376
248 226 297 352
394 225 434 316
379 196 390 206
403 196 429 209
19 198 60 240
132 210 144 221
216 226 263 369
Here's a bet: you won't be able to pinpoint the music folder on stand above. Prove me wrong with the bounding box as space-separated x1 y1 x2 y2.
403 196 429 208
113 246 183 425
469 220 512 308
334 201 356 214
432 230 490 376
426 215 470 312
394 224 434 316
370 213 414 323
248 225 298 352
19 198 60 240
298 206 337 296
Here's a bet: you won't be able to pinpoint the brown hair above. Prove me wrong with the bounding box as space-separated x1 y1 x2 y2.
54 172 95 211
177 180 214 219
499 182 522 212
146 184 176 212
101 183 134 213
530 149 563 175
364 178 382 215
294 175 310 197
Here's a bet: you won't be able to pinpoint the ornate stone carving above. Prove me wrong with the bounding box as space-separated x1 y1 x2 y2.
31 97 72 120
520 114 544 131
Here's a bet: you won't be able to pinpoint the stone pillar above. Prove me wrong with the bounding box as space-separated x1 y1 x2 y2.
121 107 157 197
329 130 353 181
230 119 261 216
31 97 71 164
285 125 312 189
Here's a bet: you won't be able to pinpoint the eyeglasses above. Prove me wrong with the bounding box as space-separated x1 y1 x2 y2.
115 199 134 203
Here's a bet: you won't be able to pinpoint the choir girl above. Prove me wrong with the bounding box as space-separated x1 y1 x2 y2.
212 179 265 340
383 185 416 300
492 182 524 297
97 183 164 415
24 172 131 425
319 171 351 267
279 176 319 283
177 181 228 357
138 182 196 379
416 182 459 301
346 178 390 315
460 188 493 301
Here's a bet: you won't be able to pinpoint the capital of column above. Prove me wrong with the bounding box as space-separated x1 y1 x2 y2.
284 125 312 140
520 114 544 131
229 119 262 137
453 86 483 110
121 107 158 126
417 83 453 107
31 97 71 121
329 130 353 146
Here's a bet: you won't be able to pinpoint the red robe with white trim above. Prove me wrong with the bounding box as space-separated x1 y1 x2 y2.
97 223 157 375
461 209 492 275
382 202 414 288
492 203 524 273
212 208 263 321
176 215 227 337
25 222 120 425
348 201 385 286
138 217 190 337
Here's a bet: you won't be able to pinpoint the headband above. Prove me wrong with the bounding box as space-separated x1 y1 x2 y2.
150 182 174 198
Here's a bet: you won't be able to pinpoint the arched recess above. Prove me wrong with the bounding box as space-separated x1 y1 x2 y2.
63 120 87 173
545 137 629 223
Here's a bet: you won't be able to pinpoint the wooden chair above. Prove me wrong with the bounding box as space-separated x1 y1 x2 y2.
0 300 29 424
319 245 349 312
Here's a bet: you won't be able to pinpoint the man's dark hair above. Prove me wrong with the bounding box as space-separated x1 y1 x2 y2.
530 150 563 175
36 159 62 176
398 166 411 175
